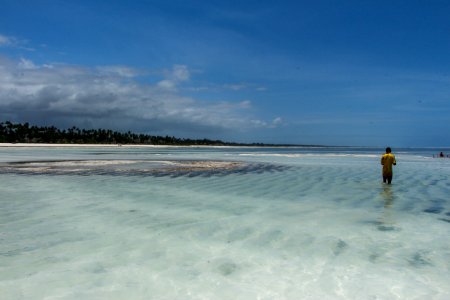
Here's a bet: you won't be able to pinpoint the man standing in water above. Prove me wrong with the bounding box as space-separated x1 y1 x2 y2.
381 147 397 184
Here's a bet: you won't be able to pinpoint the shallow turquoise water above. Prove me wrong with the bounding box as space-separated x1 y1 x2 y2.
1 146 449 299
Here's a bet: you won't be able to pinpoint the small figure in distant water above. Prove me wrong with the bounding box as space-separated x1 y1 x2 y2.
439 152 444 158
381 147 396 184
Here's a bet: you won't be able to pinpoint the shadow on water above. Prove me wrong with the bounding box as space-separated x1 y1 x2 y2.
423 200 445 214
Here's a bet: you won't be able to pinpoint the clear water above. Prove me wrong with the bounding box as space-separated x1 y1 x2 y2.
1 146 449 299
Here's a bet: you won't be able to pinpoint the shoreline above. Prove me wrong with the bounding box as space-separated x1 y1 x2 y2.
0 143 251 148
0 143 329 149
0 143 191 148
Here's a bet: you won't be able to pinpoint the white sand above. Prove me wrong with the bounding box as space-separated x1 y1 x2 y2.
0 143 185 148
0 143 259 149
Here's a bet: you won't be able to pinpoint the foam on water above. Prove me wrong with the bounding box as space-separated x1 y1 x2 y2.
1 146 450 299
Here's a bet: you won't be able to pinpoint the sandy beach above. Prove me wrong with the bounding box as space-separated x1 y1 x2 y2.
0 143 255 149
0 143 193 148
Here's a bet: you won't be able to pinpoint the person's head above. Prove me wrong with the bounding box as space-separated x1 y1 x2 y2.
386 147 391 153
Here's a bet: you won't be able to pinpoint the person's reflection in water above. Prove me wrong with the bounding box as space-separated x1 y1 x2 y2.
377 185 397 231
381 185 394 208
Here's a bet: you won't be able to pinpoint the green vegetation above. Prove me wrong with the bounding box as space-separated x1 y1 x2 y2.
0 121 275 146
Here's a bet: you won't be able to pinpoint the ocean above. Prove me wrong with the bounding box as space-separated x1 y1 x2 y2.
1 146 449 299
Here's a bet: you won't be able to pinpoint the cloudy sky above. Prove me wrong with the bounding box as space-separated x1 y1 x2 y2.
1 0 449 146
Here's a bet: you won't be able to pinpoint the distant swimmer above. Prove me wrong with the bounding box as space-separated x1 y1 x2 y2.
434 152 446 158
381 147 397 184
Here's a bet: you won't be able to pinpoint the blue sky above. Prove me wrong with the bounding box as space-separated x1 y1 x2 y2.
1 0 449 146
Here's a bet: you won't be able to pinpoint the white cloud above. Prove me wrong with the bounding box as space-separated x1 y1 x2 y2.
0 34 11 46
0 34 19 47
0 57 277 136
224 84 247 91
157 79 176 89
0 34 31 50
157 64 190 91
272 117 283 126
239 100 252 108
18 58 38 69
172 64 190 81
249 117 283 129
96 66 139 78
222 83 268 92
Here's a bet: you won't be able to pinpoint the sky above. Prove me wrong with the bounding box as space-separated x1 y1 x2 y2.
1 0 449 147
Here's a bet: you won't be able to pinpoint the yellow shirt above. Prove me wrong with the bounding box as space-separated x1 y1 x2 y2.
381 153 396 176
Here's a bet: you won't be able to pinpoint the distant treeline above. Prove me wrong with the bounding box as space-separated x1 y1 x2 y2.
0 121 276 146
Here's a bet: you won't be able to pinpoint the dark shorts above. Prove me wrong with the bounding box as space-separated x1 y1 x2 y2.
383 175 393 184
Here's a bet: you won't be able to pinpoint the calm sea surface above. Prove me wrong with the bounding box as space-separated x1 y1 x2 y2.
1 146 449 299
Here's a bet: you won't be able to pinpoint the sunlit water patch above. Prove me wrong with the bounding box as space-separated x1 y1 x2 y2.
0 146 449 299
